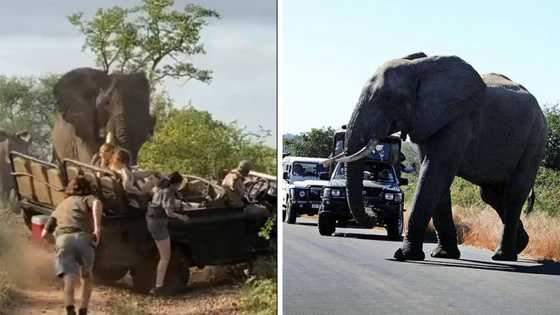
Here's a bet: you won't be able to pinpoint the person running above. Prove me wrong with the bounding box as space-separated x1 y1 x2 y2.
146 171 188 295
41 176 103 315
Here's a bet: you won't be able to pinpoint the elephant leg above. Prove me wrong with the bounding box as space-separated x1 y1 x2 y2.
430 189 460 259
394 119 471 261
480 184 528 254
492 150 539 261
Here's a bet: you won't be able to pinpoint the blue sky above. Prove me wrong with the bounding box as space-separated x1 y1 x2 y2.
282 1 560 134
0 1 276 146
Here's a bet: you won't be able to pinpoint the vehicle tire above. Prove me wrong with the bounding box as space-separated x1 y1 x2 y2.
286 200 297 224
318 215 336 236
282 209 286 222
94 268 128 285
132 248 190 294
386 208 404 241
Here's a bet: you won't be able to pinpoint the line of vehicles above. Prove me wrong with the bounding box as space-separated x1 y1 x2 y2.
282 126 410 240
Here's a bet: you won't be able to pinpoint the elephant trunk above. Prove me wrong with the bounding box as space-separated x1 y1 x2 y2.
345 132 376 229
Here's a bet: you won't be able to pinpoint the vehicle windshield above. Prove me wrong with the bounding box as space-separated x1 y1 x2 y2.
333 162 396 183
291 162 326 179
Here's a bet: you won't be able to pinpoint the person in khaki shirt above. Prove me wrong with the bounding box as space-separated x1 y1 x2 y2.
41 176 102 315
221 160 252 207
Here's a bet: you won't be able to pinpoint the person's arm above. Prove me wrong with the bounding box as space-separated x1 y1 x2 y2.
92 199 103 246
121 168 142 194
161 189 189 220
41 216 57 239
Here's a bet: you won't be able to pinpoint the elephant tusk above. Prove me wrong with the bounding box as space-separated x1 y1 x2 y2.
322 151 346 167
336 139 378 163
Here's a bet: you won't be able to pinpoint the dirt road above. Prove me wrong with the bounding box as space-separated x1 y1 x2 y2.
3 218 246 315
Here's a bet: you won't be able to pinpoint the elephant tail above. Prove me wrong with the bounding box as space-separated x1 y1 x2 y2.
524 188 536 215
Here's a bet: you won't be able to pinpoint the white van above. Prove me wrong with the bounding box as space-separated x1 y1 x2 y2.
281 156 329 224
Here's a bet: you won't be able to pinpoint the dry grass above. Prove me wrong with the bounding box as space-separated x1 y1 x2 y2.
451 206 560 261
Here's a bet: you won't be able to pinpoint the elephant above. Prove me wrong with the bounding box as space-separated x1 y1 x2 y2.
333 52 547 262
52 68 155 165
0 130 31 199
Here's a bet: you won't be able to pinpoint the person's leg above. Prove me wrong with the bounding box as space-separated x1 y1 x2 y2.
63 273 77 310
79 275 93 314
77 233 96 314
154 237 171 288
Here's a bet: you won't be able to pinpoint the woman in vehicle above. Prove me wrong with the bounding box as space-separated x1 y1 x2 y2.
146 171 188 295
109 149 140 193
90 143 115 169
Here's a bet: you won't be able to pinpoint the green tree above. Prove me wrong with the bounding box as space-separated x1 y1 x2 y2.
0 74 60 159
68 0 219 87
138 107 275 178
543 105 560 170
283 127 335 158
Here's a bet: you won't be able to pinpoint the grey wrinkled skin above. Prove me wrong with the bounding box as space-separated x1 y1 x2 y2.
344 53 547 261
0 131 31 198
52 68 155 165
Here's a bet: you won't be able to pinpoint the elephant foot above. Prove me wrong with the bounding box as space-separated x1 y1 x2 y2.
393 248 425 261
430 245 460 259
491 250 518 262
516 229 529 254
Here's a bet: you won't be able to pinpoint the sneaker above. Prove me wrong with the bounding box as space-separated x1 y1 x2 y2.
150 286 167 296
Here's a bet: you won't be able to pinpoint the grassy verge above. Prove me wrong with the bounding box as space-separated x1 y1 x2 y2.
453 206 560 261
240 253 277 315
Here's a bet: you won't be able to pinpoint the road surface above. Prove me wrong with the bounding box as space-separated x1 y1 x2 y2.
284 218 560 315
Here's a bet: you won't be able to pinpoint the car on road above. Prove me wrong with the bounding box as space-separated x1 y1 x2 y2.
318 130 407 239
9 152 273 294
281 156 329 224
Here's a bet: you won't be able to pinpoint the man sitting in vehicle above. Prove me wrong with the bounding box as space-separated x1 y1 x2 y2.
41 176 103 315
221 160 252 207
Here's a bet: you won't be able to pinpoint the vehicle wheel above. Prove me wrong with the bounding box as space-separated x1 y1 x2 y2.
386 209 404 241
94 268 128 285
286 200 297 224
132 248 190 294
318 215 335 236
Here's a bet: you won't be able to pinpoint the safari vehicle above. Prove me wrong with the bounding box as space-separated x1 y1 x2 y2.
9 152 272 294
318 129 407 239
281 156 329 224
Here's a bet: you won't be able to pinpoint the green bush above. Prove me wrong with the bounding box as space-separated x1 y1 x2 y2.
138 107 275 178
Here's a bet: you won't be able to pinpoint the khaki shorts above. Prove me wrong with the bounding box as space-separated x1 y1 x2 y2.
54 232 95 278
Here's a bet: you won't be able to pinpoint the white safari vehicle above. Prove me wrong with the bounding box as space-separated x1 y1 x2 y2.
281 156 329 224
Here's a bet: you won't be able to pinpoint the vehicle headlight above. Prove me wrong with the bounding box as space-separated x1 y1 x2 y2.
394 193 403 202
331 189 342 197
384 193 394 200
298 190 306 198
323 188 331 197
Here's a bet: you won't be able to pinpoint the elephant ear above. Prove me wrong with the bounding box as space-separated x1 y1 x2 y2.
411 56 486 142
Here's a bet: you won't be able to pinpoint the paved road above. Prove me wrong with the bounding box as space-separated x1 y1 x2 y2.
284 218 560 315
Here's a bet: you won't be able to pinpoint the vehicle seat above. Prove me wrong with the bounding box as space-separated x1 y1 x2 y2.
12 156 34 202
29 161 53 206
46 168 67 206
